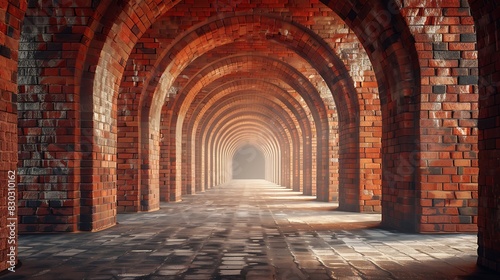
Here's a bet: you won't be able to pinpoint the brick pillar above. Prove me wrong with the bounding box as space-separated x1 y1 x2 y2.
338 120 361 211
469 0 500 272
17 4 84 232
0 0 25 272
159 105 173 201
401 1 479 233
160 106 181 201
116 59 142 213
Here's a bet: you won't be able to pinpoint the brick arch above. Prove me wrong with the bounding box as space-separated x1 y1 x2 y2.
185 81 314 192
319 0 421 111
198 96 304 191
11 0 382 234
76 0 182 229
167 54 334 122
468 0 500 271
140 13 357 124
177 73 317 193
135 0 368 124
17 1 122 232
154 65 320 203
127 0 380 206
136 55 320 205
212 119 290 187
103 0 477 235
220 131 280 184
17 0 182 231
159 94 298 200
111 4 382 217
203 108 295 187
139 56 322 203
188 89 308 193
161 94 296 199
170 53 366 205
188 91 311 192
198 104 297 189
209 119 288 188
106 0 477 235
134 13 356 203
223 129 283 182
12 0 397 234
320 0 478 232
156 55 330 200
156 83 308 199
136 14 382 210
321 0 421 230
217 128 283 186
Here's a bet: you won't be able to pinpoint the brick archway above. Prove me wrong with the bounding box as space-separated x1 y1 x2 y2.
160 54 328 200
12 0 479 236
187 83 310 192
4 0 500 275
133 13 361 211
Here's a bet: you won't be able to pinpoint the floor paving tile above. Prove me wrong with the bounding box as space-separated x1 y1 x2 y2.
0 180 498 279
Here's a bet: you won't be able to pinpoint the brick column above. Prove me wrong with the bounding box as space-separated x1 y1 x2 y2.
469 0 500 272
0 0 25 272
402 0 479 233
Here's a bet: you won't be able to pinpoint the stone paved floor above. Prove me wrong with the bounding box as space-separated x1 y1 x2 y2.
1 180 498 280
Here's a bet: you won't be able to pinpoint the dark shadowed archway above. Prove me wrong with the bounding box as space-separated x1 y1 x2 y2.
232 145 266 179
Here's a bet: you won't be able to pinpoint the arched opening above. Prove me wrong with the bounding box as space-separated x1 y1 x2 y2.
232 144 266 180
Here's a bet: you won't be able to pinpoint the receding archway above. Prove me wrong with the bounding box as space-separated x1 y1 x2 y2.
232 144 266 180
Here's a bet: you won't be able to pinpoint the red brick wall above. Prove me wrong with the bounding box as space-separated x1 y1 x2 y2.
116 58 142 212
469 0 500 272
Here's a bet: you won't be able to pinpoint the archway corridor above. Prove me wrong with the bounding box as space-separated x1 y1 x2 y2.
2 180 496 280
0 0 500 277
